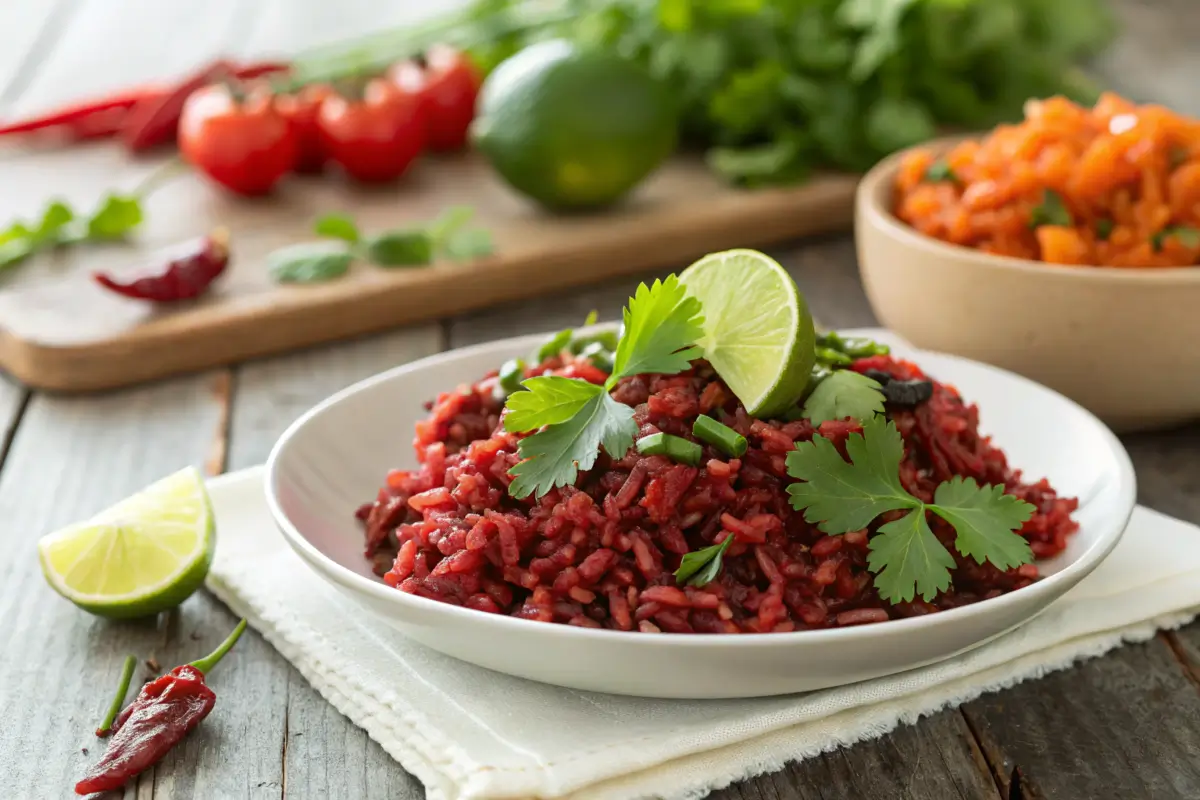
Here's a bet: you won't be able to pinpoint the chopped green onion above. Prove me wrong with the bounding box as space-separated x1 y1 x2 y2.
569 329 619 354
1029 189 1072 228
579 341 614 373
95 655 137 736
692 415 747 458
636 432 702 466
498 358 526 394
815 346 854 367
535 329 572 363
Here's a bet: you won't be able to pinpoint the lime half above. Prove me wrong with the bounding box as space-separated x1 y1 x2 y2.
37 466 214 619
680 249 816 418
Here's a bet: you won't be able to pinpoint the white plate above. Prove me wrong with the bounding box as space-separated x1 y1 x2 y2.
265 327 1136 699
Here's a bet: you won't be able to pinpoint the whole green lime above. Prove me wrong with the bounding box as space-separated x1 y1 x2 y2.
471 39 678 211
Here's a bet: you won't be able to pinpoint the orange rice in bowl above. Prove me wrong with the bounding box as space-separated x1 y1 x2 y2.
892 93 1200 267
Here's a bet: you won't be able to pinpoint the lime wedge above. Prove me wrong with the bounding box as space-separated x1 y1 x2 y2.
680 249 816 418
37 466 214 619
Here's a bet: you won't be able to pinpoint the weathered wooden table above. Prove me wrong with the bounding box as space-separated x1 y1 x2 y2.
3 1 1200 798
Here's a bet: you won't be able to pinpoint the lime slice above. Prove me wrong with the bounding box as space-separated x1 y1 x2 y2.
680 249 816 418
37 466 214 619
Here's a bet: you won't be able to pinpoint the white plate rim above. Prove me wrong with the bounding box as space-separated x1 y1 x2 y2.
264 325 1137 650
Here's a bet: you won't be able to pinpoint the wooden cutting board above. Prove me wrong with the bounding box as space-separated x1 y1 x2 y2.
0 141 858 392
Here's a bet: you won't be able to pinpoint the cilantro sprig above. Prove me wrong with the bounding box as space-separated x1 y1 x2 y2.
785 416 1035 604
0 193 144 271
504 275 703 499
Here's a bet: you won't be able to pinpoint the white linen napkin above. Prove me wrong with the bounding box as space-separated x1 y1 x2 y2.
205 466 1200 800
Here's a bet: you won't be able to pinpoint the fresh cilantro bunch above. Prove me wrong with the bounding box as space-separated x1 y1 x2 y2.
301 0 1116 187
504 274 704 499
786 416 1035 604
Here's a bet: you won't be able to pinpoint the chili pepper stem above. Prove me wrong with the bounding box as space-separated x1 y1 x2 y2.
188 618 247 675
96 655 138 737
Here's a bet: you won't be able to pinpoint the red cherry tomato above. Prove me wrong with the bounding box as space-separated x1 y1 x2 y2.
390 45 480 151
277 83 333 173
178 84 297 196
317 79 424 183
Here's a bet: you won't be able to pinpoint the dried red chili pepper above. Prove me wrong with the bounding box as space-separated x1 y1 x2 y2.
93 228 230 302
75 619 247 795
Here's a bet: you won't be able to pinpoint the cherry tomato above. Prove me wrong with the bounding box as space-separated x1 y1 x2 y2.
317 78 424 183
179 83 297 196
390 45 480 151
277 83 333 173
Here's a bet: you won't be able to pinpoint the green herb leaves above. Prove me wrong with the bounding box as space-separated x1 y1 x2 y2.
924 160 957 183
0 193 144 270
505 379 635 500
272 207 494 284
1151 225 1200 252
608 275 704 390
268 243 354 284
786 416 1035 603
674 535 732 587
504 276 703 499
801 370 885 425
1030 189 1072 228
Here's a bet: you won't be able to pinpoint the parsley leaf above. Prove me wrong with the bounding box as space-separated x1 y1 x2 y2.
269 243 354 283
507 390 635 500
675 535 733 587
607 275 704 389
785 416 1036 603
786 416 917 533
86 193 143 239
1029 189 1072 228
33 201 74 245
930 477 1034 570
314 213 361 243
365 230 434 266
503 376 604 432
801 370 885 424
867 509 955 604
1151 224 1200 252
924 159 957 183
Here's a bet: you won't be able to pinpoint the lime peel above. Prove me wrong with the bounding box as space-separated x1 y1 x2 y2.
679 249 817 418
37 466 215 619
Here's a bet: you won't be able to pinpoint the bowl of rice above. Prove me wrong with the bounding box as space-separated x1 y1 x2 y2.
855 93 1200 432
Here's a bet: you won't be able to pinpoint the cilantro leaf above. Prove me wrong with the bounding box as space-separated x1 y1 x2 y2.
507 390 635 499
365 230 434 266
314 213 361 244
503 376 603 432
675 535 733 587
0 235 34 269
269 243 354 284
607 275 704 389
866 509 955 603
801 370 885 424
1151 224 1200 252
929 477 1035 570
924 160 957 183
786 416 918 533
33 200 74 245
87 193 143 239
1029 189 1072 228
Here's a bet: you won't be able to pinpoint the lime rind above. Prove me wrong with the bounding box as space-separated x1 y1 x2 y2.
37 466 215 619
679 249 817 418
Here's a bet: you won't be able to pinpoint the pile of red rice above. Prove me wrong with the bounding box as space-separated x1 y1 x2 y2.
356 352 1078 633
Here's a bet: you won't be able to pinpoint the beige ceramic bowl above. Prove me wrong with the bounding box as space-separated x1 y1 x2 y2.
856 137 1200 433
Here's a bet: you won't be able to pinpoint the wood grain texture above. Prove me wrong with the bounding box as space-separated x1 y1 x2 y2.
222 326 440 800
0 148 856 393
963 633 1200 799
0 373 225 797
712 711 1000 800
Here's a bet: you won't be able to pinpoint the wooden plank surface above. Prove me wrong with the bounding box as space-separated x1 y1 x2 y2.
2 1 1200 799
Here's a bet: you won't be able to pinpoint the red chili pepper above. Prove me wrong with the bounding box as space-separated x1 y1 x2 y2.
0 88 153 139
93 228 230 302
75 619 247 795
121 60 292 152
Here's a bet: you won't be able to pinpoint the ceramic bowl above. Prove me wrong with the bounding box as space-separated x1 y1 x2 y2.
855 137 1200 433
264 326 1135 699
